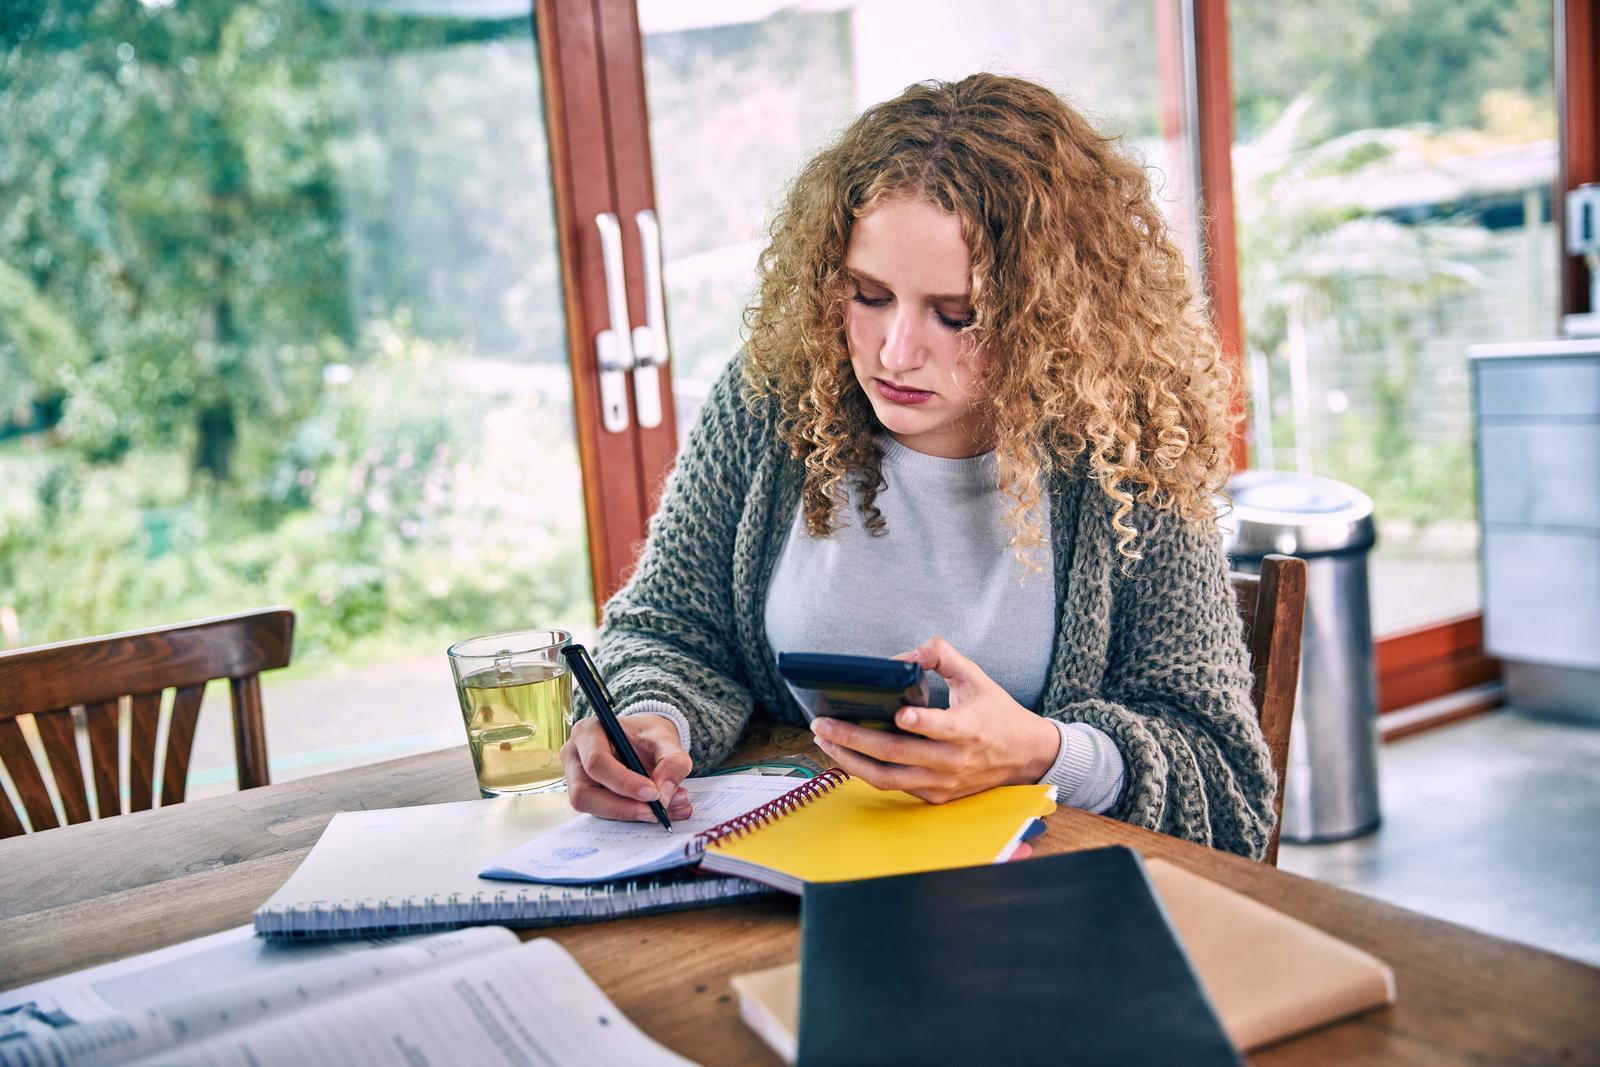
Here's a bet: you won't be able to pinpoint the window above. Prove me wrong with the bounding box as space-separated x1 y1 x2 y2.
0 2 592 797
1230 0 1559 635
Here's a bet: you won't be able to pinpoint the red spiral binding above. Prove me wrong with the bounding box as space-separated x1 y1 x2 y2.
691 767 850 852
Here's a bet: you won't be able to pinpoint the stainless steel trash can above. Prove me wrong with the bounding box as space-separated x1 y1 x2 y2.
1222 471 1381 843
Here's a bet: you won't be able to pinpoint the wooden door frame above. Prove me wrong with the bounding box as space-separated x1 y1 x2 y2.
1559 0 1599 316
537 0 652 611
592 0 680 522
1189 0 1251 475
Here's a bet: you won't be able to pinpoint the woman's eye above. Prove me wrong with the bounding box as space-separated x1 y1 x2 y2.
851 291 890 308
938 311 975 330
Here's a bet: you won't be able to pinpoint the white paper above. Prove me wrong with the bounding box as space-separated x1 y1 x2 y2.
0 926 516 1067
481 775 801 884
129 939 695 1067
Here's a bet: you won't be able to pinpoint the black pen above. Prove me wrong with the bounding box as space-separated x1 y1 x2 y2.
560 642 673 832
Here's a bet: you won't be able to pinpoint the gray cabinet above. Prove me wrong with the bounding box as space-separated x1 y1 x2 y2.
1470 340 1600 718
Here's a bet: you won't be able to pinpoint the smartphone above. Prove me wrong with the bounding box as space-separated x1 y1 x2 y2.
776 652 928 727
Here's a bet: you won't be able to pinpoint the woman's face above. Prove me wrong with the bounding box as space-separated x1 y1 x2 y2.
843 196 989 459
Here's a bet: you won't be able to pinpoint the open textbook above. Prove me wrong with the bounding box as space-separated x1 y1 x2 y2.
0 925 690 1067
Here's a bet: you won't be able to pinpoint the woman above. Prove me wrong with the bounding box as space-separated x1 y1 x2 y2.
559 73 1276 859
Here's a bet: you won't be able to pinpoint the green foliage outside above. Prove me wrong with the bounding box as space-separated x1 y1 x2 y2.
1230 0 1554 142
0 1 589 661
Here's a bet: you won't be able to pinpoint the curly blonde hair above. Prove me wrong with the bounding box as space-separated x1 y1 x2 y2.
743 73 1237 564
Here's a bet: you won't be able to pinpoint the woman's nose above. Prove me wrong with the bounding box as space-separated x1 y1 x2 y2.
879 309 924 372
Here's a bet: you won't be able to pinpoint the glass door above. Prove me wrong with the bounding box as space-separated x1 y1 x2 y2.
600 0 1205 463
1228 0 1559 638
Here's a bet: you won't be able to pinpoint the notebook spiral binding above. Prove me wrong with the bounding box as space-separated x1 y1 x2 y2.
689 767 850 851
253 875 771 941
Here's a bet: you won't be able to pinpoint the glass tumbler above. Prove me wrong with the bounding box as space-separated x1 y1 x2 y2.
448 629 573 795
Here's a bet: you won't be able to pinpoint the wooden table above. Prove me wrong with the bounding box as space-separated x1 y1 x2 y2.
3 725 1597 1064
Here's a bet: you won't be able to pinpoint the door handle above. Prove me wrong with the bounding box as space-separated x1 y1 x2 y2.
594 212 634 433
630 209 669 429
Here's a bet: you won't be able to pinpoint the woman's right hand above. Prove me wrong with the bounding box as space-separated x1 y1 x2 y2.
559 713 694 822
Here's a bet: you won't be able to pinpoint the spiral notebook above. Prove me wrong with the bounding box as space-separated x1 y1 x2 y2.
482 769 1057 896
252 794 773 941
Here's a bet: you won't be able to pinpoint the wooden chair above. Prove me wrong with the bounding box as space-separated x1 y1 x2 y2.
0 608 293 837
1228 554 1308 866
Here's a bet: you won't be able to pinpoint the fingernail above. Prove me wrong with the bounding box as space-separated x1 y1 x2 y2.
637 784 658 802
660 781 676 805
812 720 830 739
900 709 919 726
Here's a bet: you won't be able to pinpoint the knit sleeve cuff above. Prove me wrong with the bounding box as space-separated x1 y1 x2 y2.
618 699 693 755
1038 719 1126 815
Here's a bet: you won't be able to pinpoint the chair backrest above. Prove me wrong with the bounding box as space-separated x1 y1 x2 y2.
0 608 293 837
1228 555 1308 866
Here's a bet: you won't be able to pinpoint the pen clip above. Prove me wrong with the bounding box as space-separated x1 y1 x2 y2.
561 642 617 711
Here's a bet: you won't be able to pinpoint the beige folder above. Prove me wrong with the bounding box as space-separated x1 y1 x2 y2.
1144 858 1396 1050
731 857 1396 1061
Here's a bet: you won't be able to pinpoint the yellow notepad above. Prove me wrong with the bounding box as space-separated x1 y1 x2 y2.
699 773 1057 894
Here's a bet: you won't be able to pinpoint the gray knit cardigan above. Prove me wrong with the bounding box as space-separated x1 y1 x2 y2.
592 355 1278 860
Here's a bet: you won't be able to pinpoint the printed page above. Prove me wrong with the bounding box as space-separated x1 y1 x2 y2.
0 926 517 1067
482 775 801 883
129 938 694 1067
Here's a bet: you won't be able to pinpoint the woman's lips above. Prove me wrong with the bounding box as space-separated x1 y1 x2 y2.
876 379 934 405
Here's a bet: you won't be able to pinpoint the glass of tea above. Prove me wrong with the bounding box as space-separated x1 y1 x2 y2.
447 629 574 796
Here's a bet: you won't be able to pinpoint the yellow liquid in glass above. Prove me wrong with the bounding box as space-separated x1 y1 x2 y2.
458 662 572 794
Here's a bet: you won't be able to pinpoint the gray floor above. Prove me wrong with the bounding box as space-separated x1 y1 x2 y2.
1278 708 1600 967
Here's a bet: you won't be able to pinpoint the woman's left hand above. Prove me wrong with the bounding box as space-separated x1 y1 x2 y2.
810 636 1062 803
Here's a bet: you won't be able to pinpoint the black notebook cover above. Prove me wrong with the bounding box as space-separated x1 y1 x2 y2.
797 846 1239 1066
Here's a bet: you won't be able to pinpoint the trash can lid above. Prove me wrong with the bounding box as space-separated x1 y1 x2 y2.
1221 470 1377 560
